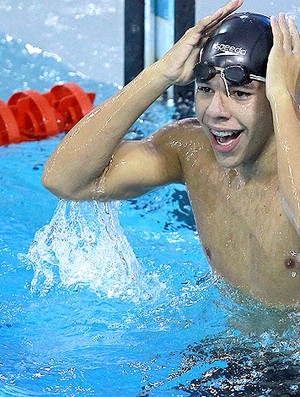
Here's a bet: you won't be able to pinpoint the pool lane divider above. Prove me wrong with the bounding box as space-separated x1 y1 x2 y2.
0 83 96 145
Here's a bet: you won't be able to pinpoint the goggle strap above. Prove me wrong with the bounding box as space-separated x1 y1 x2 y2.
220 70 230 97
249 74 266 83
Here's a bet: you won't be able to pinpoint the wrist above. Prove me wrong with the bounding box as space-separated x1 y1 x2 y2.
132 63 172 95
148 59 179 87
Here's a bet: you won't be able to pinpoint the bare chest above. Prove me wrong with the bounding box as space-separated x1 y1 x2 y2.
186 173 300 306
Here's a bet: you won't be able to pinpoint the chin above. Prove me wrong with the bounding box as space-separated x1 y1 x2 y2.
214 152 243 169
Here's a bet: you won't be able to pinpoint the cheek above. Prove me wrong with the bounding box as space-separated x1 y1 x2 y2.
251 104 273 134
226 102 254 127
194 96 205 118
250 93 272 124
233 99 271 131
261 105 273 130
244 104 261 128
194 92 212 120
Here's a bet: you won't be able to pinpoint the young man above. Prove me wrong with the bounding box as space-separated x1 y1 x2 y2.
42 0 300 307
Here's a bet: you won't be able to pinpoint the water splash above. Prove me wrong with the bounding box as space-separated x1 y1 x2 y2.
22 200 149 300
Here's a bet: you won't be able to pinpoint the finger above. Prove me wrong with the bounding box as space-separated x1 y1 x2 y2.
278 13 292 49
186 0 243 50
270 15 284 48
215 0 244 22
203 0 244 40
195 0 243 33
194 10 223 33
288 18 300 52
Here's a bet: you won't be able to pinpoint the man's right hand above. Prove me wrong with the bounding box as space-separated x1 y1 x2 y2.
155 0 244 87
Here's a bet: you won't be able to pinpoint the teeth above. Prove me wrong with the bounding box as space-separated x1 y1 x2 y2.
211 130 236 137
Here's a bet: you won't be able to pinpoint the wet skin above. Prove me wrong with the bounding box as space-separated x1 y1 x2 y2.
42 4 300 308
149 76 300 307
43 71 300 307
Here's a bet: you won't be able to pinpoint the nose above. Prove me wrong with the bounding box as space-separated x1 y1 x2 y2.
205 92 231 120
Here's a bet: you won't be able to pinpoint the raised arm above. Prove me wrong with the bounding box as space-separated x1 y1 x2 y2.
266 14 300 233
42 0 243 201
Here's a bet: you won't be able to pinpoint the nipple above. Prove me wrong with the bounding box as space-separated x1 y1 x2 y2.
284 257 296 269
286 251 299 278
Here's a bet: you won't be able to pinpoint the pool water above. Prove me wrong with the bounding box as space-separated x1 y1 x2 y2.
0 33 300 397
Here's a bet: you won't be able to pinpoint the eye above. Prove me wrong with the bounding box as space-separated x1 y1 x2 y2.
197 85 213 94
230 90 251 99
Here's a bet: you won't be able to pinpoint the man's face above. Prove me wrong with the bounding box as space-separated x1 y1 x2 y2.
195 72 274 170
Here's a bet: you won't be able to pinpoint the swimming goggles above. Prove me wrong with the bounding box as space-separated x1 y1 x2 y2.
194 62 266 86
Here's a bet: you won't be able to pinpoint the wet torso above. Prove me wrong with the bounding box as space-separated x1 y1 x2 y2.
170 119 300 307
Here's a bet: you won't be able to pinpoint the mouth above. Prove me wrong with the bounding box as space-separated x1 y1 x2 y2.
210 128 243 152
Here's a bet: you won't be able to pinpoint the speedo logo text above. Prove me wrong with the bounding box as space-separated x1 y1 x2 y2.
213 43 247 56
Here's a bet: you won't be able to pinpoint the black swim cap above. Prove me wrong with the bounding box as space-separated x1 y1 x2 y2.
201 13 273 78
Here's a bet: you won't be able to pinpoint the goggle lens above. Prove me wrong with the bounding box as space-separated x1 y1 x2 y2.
194 63 253 85
224 66 251 85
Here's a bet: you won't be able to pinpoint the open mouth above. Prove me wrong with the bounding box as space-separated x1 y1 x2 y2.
210 129 243 151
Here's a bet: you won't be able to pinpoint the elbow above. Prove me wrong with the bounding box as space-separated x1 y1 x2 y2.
42 171 63 198
42 171 76 200
42 170 104 201
42 170 54 193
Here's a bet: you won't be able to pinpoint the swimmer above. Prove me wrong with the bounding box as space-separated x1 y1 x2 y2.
42 0 300 307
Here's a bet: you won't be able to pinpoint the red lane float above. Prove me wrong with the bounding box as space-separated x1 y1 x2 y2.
0 83 96 145
0 100 22 145
47 83 96 131
8 90 59 140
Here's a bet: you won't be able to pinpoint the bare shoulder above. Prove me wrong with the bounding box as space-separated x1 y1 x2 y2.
149 117 212 163
91 117 214 201
150 117 203 144
148 117 209 154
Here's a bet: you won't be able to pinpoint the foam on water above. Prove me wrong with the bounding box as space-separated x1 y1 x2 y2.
22 200 160 301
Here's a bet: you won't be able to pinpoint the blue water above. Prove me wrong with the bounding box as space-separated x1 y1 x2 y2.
0 33 300 397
